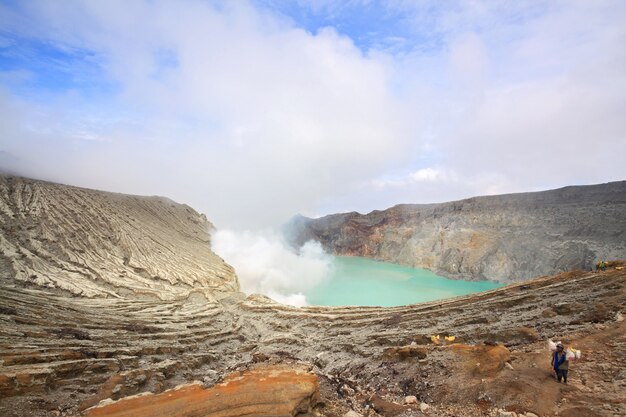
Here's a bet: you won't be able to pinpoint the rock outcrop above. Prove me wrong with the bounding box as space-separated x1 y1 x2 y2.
288 181 626 282
83 366 319 417
0 175 238 300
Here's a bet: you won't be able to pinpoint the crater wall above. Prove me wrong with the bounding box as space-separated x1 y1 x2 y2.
0 175 238 300
289 181 626 282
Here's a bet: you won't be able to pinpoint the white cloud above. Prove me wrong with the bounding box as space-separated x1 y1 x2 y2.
315 1 626 215
0 0 417 228
370 167 454 189
409 168 443 182
0 0 625 222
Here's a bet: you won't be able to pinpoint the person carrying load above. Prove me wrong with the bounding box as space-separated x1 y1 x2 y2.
551 342 569 383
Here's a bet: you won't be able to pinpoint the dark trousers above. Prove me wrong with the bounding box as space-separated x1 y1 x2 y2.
556 369 568 383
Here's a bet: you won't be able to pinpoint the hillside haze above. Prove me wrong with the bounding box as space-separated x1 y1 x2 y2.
289 181 626 282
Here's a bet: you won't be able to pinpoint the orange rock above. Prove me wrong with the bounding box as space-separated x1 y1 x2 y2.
0 373 16 396
0 369 52 397
83 365 319 417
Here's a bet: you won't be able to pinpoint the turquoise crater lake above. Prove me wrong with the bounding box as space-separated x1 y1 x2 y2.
306 256 503 307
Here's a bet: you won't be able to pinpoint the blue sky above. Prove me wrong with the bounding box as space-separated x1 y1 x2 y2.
0 1 425 95
0 2 548 103
255 1 433 53
0 0 625 229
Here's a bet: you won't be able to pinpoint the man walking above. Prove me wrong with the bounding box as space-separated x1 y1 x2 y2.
551 342 569 383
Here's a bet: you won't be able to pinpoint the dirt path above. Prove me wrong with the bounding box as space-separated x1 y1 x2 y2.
427 320 626 417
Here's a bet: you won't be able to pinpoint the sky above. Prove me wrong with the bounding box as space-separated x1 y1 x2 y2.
1 0 626 230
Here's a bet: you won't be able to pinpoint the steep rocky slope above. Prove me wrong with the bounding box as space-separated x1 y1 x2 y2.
0 175 238 300
1 176 624 417
288 181 626 282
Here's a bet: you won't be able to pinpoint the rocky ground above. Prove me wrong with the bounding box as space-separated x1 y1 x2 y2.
1 175 625 416
288 181 626 283
1 267 624 416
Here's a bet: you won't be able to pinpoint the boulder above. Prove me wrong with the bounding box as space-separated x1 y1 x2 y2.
404 395 418 404
202 370 219 389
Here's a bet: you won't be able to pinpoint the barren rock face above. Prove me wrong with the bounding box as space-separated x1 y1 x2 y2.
83 366 319 417
0 176 238 300
288 181 626 282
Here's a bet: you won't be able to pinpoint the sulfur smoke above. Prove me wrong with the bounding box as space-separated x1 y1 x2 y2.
212 229 333 306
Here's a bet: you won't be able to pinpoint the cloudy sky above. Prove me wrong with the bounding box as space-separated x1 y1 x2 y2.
1 0 625 229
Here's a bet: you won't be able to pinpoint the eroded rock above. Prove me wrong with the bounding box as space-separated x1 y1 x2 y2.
83 366 319 417
0 175 238 300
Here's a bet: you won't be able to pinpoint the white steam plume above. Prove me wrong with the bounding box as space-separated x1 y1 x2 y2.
212 229 332 307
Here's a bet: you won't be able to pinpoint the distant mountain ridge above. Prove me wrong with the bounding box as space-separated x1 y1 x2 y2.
288 181 626 282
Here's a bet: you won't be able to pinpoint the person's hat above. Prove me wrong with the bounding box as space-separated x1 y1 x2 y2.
556 342 564 348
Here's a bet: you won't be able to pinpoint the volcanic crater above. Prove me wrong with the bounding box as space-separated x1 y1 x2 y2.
1 175 625 417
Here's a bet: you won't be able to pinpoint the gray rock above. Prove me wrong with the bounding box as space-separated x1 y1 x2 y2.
288 181 626 282
202 370 219 388
0 175 238 299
